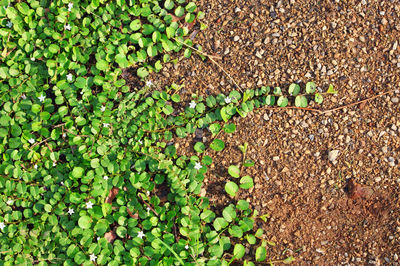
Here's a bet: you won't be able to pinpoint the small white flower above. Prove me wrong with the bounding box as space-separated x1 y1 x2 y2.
138 139 143 145
103 175 109 180
89 253 97 262
38 94 46 102
137 231 145 239
100 106 106 112
145 80 153 87
7 200 13 205
34 164 38 169
28 138 35 144
189 101 197 109
31 57 35 61
185 245 189 250
53 162 57 167
60 181 64 186
66 73 73 81
0 222 5 230
224 97 232 104
68 2 73 11
103 123 109 128
146 191 150 196
86 201 94 209
64 24 71 31
97 237 100 241
194 162 202 170
6 21 12 28
21 94 27 99
146 207 150 213
68 208 74 215
62 133 66 138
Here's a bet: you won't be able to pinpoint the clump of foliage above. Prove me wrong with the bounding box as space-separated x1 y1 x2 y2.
0 0 330 265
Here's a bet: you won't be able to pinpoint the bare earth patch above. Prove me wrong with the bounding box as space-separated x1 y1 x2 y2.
147 0 400 264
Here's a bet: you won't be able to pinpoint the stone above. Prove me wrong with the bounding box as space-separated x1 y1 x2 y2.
328 150 340 162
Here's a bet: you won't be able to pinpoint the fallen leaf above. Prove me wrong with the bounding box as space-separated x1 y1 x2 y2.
127 207 139 219
105 187 119 204
104 230 117 243
359 100 368 110
347 179 373 200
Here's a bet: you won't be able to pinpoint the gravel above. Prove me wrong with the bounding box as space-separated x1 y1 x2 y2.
328 150 340 162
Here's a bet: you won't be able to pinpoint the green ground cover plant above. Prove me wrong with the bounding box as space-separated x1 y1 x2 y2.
0 0 331 264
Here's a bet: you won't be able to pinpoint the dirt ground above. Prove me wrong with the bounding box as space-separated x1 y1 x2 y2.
146 0 400 264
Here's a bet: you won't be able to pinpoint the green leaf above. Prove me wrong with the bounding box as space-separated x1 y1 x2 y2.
137 67 149 78
243 159 255 167
240 176 254 189
228 165 240 178
223 123 236 133
225 181 238 197
200 210 215 223
164 0 174 10
255 245 267 262
222 206 236 222
210 139 225 152
220 107 230 122
277 96 288 107
327 84 337 94
213 217 228 231
71 167 84 179
209 123 221 136
283 256 295 264
78 216 91 229
306 81 316 93
194 142 205 153
96 60 108 71
229 225 243 238
273 87 282 95
288 83 300 96
236 200 249 211
171 94 180 103
233 244 245 259
202 155 213 165
295 95 308 107
315 93 323 104
116 54 129 68
130 19 141 31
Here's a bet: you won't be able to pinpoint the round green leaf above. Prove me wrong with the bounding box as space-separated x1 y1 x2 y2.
228 165 240 178
194 142 205 153
210 139 225 152
72 167 84 178
233 244 245 259
277 96 288 107
288 83 300 96
96 60 108 71
295 95 308 107
315 93 323 104
240 176 254 189
306 81 316 93
256 245 267 262
78 216 91 229
225 181 238 197
223 123 236 133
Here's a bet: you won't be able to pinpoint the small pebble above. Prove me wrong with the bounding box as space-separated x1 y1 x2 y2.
273 156 280 161
392 97 399 103
328 150 340 162
234 36 240 42
382 146 388 153
316 248 325 254
308 134 315 141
